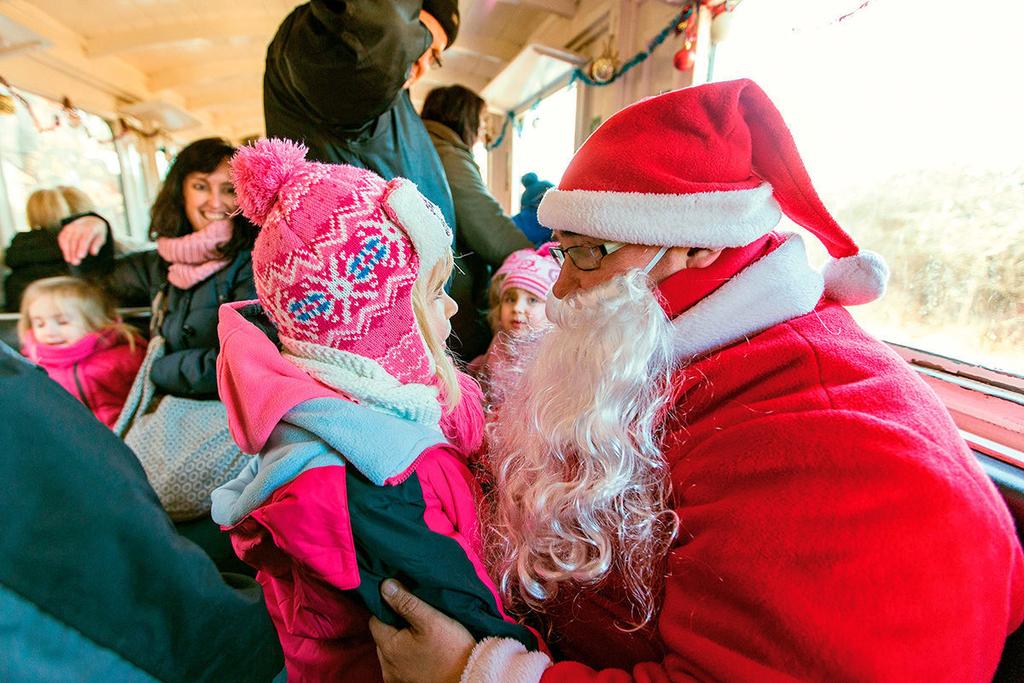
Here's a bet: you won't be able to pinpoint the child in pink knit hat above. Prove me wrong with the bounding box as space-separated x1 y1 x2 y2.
469 245 561 410
210 139 541 680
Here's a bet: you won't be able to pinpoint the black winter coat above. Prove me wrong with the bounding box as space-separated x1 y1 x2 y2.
3 222 113 312
0 343 282 681
71 220 256 399
264 0 455 229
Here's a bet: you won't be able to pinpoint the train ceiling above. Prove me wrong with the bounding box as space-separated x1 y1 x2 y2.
8 0 581 141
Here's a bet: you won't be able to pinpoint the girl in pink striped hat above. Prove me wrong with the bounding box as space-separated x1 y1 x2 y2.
468 245 560 411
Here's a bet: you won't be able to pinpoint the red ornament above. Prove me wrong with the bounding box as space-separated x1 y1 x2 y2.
673 39 695 71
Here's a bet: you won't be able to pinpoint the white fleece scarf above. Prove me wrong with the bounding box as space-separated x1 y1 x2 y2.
280 336 442 428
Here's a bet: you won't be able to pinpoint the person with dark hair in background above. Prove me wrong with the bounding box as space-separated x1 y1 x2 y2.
421 84 532 361
263 0 459 230
57 137 256 399
0 341 283 682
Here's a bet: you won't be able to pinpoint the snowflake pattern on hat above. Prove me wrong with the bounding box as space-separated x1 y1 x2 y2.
234 139 442 386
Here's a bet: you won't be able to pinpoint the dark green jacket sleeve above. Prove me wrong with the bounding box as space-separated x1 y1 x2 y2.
150 347 219 397
150 257 255 398
427 123 532 267
265 0 431 130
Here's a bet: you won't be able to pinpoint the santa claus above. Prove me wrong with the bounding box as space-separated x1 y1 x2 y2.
369 78 1024 682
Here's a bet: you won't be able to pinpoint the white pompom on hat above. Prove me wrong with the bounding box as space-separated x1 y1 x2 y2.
537 78 887 305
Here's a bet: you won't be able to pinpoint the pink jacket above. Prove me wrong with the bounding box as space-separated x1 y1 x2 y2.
211 301 539 681
23 329 146 428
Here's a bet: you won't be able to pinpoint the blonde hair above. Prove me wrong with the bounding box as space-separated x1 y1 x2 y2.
19 276 139 351
485 273 508 333
58 186 95 215
25 189 71 230
411 250 461 410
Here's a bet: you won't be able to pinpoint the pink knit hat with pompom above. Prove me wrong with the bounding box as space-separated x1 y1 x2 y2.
231 138 453 386
494 243 561 300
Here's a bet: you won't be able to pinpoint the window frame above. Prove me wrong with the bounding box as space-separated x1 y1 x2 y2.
0 84 138 243
889 341 1024 466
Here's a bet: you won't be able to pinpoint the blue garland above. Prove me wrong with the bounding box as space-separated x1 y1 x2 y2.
486 112 516 151
571 3 695 87
486 2 696 151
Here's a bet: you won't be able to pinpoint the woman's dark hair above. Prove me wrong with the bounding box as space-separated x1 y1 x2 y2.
149 137 257 260
421 85 487 148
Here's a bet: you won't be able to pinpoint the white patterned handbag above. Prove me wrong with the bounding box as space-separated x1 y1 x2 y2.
114 336 250 521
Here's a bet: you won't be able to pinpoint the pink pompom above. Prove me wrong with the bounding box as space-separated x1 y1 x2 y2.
231 138 309 226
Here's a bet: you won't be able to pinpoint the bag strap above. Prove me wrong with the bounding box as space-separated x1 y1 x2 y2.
111 335 166 438
150 286 169 337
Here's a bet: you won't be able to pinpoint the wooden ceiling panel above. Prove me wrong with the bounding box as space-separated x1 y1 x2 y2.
14 1 579 142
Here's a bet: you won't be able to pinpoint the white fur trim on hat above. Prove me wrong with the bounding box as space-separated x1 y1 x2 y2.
382 177 453 278
537 183 781 248
822 250 888 306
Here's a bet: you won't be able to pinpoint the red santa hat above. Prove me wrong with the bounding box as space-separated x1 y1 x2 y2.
537 78 887 305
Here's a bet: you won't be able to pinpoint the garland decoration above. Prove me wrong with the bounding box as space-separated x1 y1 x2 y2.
571 3 697 87
0 74 166 143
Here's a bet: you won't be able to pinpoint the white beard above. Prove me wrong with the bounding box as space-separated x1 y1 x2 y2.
484 270 680 627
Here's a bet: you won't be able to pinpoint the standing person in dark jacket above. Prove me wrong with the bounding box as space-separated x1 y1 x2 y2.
58 138 257 399
263 0 459 229
421 85 533 361
3 188 113 312
0 342 283 682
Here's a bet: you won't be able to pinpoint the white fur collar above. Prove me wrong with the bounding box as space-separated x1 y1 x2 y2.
671 233 824 362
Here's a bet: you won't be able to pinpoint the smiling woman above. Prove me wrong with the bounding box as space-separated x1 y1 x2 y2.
46 137 260 530
61 137 257 399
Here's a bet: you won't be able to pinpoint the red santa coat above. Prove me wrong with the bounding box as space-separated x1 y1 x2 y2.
536 234 1024 682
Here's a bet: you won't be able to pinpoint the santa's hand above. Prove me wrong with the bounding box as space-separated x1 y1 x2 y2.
369 579 476 683
58 215 107 265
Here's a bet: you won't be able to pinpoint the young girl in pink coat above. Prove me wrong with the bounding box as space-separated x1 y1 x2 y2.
210 139 541 681
468 245 560 411
20 276 146 428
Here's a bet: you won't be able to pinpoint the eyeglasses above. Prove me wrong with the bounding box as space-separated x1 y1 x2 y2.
548 242 624 271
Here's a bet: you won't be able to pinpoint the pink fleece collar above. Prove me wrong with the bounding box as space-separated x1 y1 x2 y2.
23 329 117 366
217 300 342 453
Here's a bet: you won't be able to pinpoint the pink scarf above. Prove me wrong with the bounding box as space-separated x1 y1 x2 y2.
156 220 234 289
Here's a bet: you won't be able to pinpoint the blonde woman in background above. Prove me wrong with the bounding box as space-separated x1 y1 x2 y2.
4 189 74 312
58 185 96 215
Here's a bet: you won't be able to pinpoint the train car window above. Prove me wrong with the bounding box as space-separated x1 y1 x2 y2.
0 86 131 245
473 139 489 188
115 135 153 245
510 83 577 214
711 0 1023 378
154 145 175 182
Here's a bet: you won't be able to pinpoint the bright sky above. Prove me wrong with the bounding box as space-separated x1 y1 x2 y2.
510 83 578 213
712 0 1024 190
